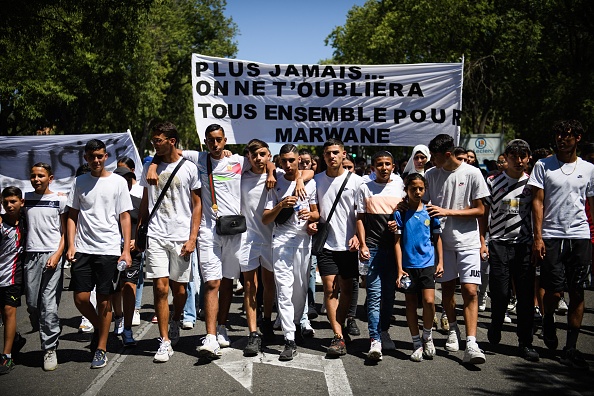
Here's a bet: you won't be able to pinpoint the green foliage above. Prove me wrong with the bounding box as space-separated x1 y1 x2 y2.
325 0 594 147
0 0 237 155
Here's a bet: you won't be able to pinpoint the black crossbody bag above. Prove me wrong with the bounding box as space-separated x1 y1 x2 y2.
207 154 247 235
136 158 186 250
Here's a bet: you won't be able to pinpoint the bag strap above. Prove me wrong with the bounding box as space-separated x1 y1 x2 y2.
324 171 352 224
146 158 186 223
206 154 219 215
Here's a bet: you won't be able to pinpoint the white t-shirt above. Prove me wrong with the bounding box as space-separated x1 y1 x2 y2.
314 170 363 251
424 162 489 250
241 170 273 245
24 192 67 252
265 176 317 248
139 158 201 241
528 155 594 238
130 183 144 199
67 173 133 256
182 151 248 245
361 172 397 183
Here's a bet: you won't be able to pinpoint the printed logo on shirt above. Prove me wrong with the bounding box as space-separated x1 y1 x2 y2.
424 219 430 226
458 182 465 186
577 175 583 178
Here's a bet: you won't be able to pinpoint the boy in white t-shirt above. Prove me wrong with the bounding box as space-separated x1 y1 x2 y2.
424 134 489 365
24 163 67 371
66 139 133 369
263 144 319 361
529 120 594 369
310 138 363 357
139 122 201 363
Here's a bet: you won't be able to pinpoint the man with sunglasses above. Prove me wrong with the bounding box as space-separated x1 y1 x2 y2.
528 120 594 370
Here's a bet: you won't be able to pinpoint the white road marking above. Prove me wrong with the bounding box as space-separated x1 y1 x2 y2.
215 346 353 396
81 321 152 396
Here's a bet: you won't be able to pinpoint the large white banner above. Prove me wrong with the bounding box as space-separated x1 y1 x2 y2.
0 132 143 194
192 54 463 146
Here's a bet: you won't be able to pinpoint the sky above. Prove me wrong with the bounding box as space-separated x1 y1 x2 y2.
223 0 367 65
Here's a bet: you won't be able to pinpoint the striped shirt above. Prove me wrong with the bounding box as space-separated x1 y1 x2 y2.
0 220 24 287
484 171 533 243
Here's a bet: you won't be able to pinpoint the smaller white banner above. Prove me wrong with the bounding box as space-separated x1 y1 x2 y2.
0 132 143 193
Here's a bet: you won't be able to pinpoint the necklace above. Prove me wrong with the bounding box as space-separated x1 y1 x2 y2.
557 157 578 175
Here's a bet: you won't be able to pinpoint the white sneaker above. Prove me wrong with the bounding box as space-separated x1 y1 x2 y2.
79 317 94 333
198 334 222 359
556 297 568 315
168 320 181 346
315 272 322 285
368 339 382 361
380 331 396 350
422 337 436 359
504 312 512 323
273 315 282 330
132 309 141 326
153 338 173 363
182 321 194 330
113 316 124 336
43 349 58 371
478 295 486 312
410 346 424 362
463 341 486 364
217 324 230 348
445 328 460 352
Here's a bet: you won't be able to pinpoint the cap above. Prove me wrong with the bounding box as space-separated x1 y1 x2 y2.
113 166 135 178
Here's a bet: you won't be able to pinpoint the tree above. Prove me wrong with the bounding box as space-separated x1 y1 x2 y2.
0 0 238 155
325 0 594 147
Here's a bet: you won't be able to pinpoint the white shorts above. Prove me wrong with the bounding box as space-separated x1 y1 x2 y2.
240 241 273 273
438 248 481 285
199 233 242 282
145 237 191 282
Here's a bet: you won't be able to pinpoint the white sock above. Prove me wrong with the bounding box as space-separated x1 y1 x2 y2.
412 335 422 350
467 336 476 344
422 327 432 341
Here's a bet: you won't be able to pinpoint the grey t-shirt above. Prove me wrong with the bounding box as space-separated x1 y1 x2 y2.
424 162 489 250
528 155 594 239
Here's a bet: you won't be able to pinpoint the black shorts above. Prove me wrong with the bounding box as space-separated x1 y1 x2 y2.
540 238 591 293
317 249 358 279
0 284 23 307
120 251 142 286
70 253 119 295
402 266 435 294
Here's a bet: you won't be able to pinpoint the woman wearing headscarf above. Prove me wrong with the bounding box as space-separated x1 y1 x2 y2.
401 144 431 177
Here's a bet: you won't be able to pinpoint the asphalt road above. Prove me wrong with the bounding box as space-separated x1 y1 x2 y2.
1 269 593 396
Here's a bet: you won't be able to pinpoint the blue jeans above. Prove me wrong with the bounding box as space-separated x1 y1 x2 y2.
183 251 201 323
366 246 397 340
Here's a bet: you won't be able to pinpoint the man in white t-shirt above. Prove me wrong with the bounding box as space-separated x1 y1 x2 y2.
263 144 319 361
529 120 594 370
138 122 201 363
240 139 276 356
309 138 363 357
424 133 489 365
66 139 133 369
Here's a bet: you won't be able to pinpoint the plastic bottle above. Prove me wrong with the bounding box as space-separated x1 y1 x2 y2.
400 274 412 289
359 259 370 275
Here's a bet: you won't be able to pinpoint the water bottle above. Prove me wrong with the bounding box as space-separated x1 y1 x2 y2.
117 260 127 271
400 274 412 289
359 258 370 276
293 202 304 226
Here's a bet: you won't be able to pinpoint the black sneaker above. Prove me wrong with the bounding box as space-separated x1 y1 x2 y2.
244 332 261 357
519 345 539 362
542 315 558 350
346 317 361 336
326 335 347 357
0 354 15 374
12 332 27 356
279 339 297 361
260 318 275 342
487 325 501 345
560 347 589 370
307 304 319 320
